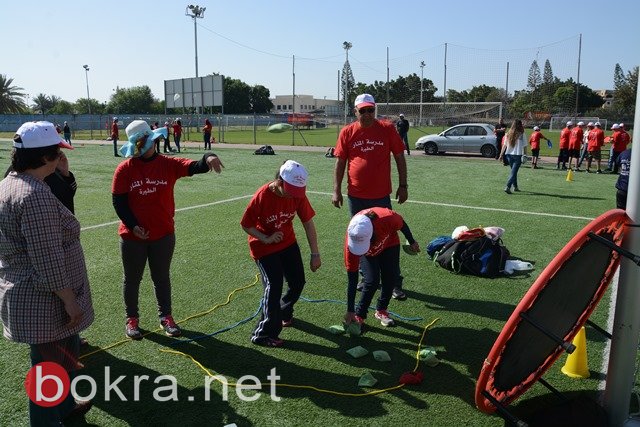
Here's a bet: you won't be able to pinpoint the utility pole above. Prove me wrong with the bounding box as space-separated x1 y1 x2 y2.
419 61 425 126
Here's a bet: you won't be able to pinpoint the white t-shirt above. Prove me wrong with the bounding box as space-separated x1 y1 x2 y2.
503 133 527 156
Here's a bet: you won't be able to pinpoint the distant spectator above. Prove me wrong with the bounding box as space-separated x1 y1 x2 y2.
494 119 508 165
203 118 213 150
163 121 172 153
63 121 72 145
111 117 120 157
396 114 410 156
172 119 183 153
499 119 527 194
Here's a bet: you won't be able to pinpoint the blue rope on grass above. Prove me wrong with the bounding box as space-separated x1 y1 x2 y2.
172 295 423 345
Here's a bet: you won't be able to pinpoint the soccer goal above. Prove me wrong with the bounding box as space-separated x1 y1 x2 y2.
549 116 608 131
376 102 502 132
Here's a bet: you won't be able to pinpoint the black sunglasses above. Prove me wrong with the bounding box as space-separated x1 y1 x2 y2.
358 107 375 114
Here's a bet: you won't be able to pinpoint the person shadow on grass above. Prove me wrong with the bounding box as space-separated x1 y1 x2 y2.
67 330 250 427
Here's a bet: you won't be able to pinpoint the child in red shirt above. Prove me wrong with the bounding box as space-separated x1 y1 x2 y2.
241 160 321 347
528 126 550 169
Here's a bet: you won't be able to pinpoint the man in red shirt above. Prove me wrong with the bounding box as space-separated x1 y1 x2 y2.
609 123 631 173
332 93 409 299
568 121 584 171
111 117 120 157
557 121 572 170
586 122 606 173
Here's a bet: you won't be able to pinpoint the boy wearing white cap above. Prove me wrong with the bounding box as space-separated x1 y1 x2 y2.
241 160 321 347
557 121 573 170
586 122 605 173
344 207 419 331
528 126 550 169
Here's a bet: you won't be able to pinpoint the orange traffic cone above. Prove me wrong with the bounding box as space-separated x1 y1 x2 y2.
561 326 590 378
566 169 574 182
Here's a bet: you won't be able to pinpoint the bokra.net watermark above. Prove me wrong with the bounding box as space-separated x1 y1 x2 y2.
25 362 282 406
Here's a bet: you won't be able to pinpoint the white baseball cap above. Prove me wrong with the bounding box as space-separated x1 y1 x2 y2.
354 94 375 108
13 121 73 150
619 123 625 128
577 121 585 126
279 160 308 198
121 120 168 157
594 122 601 127
347 214 374 256
399 113 405 117
611 123 619 130
533 126 540 131
567 121 574 126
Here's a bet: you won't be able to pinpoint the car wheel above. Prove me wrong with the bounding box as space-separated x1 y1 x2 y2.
481 144 496 158
424 142 438 155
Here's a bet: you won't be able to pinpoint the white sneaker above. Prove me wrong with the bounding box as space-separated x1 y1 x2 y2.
374 310 395 327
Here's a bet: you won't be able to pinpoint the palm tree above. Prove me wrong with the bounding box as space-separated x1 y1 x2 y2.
0 74 27 114
32 93 53 116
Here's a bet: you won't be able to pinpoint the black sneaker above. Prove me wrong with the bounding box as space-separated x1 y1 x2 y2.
596 169 603 174
125 317 143 340
160 315 182 337
392 287 407 300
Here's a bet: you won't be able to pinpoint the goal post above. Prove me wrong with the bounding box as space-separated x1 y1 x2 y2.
549 116 608 132
376 102 502 131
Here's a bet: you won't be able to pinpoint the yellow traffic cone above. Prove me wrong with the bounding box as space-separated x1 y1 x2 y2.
566 169 574 182
561 326 590 378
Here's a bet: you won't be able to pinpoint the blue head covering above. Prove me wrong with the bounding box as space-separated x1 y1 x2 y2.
120 120 168 157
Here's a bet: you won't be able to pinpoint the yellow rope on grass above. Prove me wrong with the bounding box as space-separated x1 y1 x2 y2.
79 274 260 359
161 317 441 397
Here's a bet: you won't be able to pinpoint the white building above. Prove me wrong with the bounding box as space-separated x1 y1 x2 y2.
271 94 341 116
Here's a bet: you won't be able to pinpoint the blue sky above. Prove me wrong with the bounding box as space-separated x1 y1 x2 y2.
5 0 639 105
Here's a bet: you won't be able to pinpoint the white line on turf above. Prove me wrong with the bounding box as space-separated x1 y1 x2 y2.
306 191 595 221
80 195 253 232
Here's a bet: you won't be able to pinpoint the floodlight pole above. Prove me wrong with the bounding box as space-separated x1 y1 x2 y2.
186 5 206 77
343 41 352 125
82 65 92 139
603 79 640 426
419 61 425 126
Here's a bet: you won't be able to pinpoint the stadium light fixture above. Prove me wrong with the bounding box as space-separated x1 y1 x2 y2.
185 4 206 77
82 65 93 139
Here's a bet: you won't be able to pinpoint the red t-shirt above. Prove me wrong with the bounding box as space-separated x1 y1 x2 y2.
613 131 630 152
344 207 403 272
111 123 119 139
334 120 405 199
559 127 571 149
569 127 583 150
240 183 316 260
172 124 182 137
529 131 544 150
588 128 605 151
203 123 212 135
112 155 193 240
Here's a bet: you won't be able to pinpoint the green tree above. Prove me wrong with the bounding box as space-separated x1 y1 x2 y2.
249 85 273 113
75 98 105 115
0 74 28 114
106 86 158 114
223 77 251 114
527 60 542 91
614 66 638 112
341 59 356 110
543 60 554 86
32 93 54 115
49 100 75 114
613 63 625 91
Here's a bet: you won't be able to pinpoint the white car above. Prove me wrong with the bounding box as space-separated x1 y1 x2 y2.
415 123 497 158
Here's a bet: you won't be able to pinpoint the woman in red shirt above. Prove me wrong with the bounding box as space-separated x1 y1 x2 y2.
112 120 224 340
241 160 321 347
202 119 213 149
172 119 183 153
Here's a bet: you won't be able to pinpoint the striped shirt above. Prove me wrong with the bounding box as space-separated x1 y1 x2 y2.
0 172 93 344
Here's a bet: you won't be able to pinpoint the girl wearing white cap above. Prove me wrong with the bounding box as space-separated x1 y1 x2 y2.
241 160 321 347
112 120 224 340
344 207 419 331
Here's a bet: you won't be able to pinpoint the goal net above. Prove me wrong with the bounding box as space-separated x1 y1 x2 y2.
376 102 502 130
549 116 608 131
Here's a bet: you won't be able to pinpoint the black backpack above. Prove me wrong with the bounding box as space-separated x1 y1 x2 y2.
435 236 509 277
254 145 275 155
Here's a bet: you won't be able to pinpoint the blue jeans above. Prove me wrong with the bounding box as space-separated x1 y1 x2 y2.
505 154 522 190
